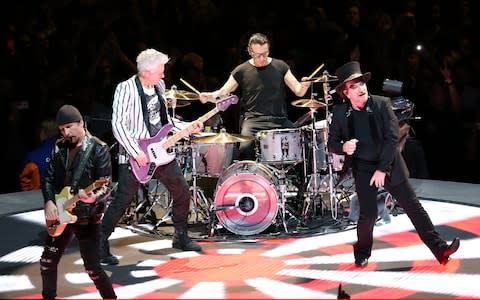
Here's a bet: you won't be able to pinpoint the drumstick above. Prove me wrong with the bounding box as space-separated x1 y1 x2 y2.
307 63 325 80
180 78 201 95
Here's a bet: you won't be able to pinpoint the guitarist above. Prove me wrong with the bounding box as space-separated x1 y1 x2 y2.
100 48 203 266
40 105 116 300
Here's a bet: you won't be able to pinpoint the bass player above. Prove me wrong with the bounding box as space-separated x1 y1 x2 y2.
100 48 203 266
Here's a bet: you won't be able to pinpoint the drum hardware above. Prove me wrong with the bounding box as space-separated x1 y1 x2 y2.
321 71 340 220
296 70 344 220
191 128 254 143
167 99 190 108
165 88 200 101
291 98 328 109
301 73 338 83
276 165 308 233
256 128 304 165
186 143 215 225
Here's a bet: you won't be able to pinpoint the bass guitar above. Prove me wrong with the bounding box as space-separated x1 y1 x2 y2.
130 94 238 184
46 178 110 237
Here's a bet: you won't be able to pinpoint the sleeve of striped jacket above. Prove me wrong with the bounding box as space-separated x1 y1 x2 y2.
111 77 150 158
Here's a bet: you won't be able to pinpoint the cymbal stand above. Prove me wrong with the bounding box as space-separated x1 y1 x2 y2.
189 144 212 223
302 106 325 218
276 164 304 233
322 70 338 220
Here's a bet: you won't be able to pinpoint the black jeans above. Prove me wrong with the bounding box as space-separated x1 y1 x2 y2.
352 165 448 262
102 160 191 239
40 219 116 299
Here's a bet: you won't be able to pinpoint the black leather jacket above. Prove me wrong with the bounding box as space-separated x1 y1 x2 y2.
328 95 409 186
42 132 112 206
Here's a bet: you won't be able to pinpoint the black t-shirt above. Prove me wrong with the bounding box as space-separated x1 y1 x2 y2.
232 58 289 117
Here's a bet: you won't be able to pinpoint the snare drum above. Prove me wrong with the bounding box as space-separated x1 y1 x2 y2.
256 128 303 164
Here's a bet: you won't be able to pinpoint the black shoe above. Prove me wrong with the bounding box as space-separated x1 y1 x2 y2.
172 232 202 252
354 257 368 268
100 255 119 265
439 237 460 265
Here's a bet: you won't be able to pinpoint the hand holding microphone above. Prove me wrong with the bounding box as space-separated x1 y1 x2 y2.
344 138 358 155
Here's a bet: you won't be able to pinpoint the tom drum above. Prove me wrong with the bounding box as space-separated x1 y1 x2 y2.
256 128 303 164
193 142 234 177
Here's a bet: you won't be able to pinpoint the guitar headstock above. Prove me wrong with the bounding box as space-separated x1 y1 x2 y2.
216 94 239 112
92 178 110 190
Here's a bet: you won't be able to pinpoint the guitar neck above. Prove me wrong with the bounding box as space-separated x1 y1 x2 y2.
162 107 220 149
62 182 98 210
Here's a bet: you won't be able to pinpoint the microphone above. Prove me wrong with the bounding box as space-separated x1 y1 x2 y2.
213 204 239 211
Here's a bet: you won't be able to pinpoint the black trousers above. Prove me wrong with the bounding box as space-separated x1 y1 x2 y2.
352 165 448 262
40 220 116 299
102 160 191 239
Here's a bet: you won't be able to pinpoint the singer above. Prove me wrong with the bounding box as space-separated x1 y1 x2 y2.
328 61 460 268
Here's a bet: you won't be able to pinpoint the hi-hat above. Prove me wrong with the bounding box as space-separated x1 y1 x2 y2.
192 129 254 144
301 74 338 83
291 98 328 109
167 100 190 108
165 89 199 100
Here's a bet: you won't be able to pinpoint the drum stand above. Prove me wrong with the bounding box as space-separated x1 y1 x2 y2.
302 106 326 218
276 164 304 233
302 71 341 220
189 144 213 224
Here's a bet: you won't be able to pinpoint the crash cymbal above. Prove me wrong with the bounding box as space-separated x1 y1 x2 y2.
301 74 338 83
192 130 254 144
167 100 190 108
291 98 327 109
165 89 199 100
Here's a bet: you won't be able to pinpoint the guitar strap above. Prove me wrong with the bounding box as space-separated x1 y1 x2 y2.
70 138 95 195
134 76 168 136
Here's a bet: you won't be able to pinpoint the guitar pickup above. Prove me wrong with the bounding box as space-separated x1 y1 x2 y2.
147 163 156 176
150 148 158 159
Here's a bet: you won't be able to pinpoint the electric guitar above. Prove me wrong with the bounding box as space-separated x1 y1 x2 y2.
46 178 110 237
130 94 239 184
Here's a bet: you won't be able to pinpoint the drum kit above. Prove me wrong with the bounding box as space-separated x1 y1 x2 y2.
126 72 358 238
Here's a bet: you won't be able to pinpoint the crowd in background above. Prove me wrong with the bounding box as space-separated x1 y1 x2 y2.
1 0 479 193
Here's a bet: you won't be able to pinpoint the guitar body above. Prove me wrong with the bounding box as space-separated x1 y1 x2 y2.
46 179 109 237
47 186 78 237
129 124 176 184
129 95 239 184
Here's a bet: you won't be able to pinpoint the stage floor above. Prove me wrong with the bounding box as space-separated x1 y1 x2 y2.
1 178 479 299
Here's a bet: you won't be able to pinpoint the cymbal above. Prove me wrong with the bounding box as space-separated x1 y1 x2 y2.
167 100 190 108
192 130 254 144
301 74 338 83
165 89 199 100
291 98 328 109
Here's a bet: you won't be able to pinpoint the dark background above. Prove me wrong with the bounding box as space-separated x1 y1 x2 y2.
1 0 479 193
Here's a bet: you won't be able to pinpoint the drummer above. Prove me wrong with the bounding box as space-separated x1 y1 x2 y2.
199 32 311 160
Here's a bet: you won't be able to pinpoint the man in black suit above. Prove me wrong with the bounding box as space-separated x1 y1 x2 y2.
328 61 460 267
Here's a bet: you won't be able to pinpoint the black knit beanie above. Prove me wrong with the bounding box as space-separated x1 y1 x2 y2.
56 104 83 125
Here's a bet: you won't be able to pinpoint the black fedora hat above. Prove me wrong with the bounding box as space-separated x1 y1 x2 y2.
334 61 371 96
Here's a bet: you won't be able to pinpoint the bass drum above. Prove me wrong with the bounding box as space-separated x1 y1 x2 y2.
214 161 279 235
